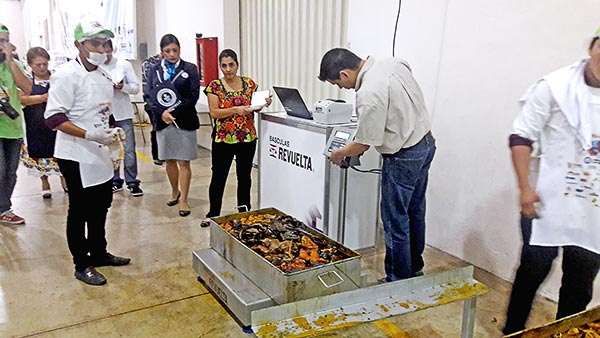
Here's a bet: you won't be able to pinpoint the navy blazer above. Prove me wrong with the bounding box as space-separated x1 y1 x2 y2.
148 59 200 131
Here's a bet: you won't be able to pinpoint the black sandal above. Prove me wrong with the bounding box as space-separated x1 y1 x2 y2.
166 192 181 206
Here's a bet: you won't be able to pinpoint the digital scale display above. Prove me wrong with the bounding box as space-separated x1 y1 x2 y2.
324 126 357 157
334 130 351 139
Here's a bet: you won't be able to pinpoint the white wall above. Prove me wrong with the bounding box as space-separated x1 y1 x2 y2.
346 0 447 112
152 0 224 65
137 0 236 62
0 0 26 61
347 0 600 304
136 0 157 58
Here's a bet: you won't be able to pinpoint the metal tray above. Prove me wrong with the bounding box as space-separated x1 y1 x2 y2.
209 208 362 304
505 306 600 338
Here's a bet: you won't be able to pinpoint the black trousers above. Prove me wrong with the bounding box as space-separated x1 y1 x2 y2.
57 159 113 272
207 140 256 217
503 216 600 335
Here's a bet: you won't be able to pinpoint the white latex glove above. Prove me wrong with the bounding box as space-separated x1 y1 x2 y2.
85 128 116 145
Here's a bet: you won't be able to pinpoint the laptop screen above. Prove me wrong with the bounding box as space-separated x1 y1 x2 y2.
272 86 313 120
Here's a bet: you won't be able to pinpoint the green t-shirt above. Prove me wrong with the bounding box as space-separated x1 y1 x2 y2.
0 61 24 139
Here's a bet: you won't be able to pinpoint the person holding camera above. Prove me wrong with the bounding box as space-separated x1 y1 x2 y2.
44 21 130 286
0 23 32 225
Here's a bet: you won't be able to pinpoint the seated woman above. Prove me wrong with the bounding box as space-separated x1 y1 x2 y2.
148 34 200 217
202 49 271 225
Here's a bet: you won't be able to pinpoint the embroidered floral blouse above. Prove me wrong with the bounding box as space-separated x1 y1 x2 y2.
204 77 258 144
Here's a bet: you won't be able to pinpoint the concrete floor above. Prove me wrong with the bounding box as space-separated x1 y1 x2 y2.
0 128 558 337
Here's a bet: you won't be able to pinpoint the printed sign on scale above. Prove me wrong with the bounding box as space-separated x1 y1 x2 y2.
259 120 326 231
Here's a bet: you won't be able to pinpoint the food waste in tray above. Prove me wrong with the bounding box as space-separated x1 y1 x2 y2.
552 321 600 337
219 214 351 273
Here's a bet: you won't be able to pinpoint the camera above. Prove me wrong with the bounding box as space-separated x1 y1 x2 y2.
0 96 19 120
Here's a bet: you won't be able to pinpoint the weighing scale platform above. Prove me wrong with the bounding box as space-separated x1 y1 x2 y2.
193 249 275 328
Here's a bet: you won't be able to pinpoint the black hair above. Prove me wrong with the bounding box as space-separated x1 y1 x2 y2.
318 48 362 81
26 47 50 64
104 39 113 50
160 34 180 50
590 37 599 50
219 49 238 65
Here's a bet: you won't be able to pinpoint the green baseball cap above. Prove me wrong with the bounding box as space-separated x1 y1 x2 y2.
74 21 113 42
596 26 600 38
0 23 9 33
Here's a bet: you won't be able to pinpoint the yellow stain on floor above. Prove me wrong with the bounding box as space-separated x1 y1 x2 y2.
373 319 409 338
136 151 152 163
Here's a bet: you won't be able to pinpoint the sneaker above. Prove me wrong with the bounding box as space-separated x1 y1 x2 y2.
0 210 25 225
112 185 123 193
90 252 131 267
128 185 143 197
74 267 107 286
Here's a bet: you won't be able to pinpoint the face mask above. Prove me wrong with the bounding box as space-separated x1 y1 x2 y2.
87 51 107 66
79 43 107 66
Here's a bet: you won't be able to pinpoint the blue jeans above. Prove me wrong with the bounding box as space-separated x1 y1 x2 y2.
112 119 140 188
0 138 22 213
381 132 436 281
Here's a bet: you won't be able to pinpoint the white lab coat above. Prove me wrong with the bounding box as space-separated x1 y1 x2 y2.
513 59 600 254
45 58 114 188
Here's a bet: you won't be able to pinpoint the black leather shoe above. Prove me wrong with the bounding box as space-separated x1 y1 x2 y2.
91 252 131 267
200 219 211 227
179 210 191 217
377 277 389 284
167 192 181 206
412 270 424 277
74 267 107 286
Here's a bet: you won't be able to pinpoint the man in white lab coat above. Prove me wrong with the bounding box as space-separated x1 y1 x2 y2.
44 21 131 286
503 29 600 334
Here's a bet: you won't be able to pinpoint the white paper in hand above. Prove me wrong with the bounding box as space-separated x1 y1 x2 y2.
250 90 270 110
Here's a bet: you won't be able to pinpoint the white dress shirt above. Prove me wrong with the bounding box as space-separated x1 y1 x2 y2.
101 56 140 121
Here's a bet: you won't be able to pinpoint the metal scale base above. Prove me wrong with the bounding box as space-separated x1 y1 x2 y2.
194 247 488 338
192 249 275 329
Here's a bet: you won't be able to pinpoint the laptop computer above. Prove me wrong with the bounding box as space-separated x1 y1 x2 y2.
272 86 313 120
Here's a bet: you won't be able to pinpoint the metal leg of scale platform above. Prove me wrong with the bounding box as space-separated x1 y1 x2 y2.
461 297 477 338
196 276 254 334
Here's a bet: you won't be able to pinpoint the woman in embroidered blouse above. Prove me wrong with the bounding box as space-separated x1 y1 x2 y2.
149 34 200 217
18 47 67 199
203 49 271 222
